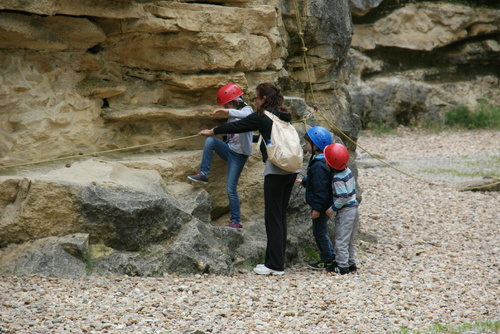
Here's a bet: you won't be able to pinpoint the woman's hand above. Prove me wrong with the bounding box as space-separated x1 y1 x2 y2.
311 210 320 219
198 128 215 137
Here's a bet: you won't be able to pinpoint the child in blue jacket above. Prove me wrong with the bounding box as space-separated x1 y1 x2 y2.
298 126 336 270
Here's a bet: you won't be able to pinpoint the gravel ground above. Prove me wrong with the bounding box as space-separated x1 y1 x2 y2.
1 129 499 334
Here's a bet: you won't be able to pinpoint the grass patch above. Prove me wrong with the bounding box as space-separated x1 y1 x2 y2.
463 155 500 168
445 101 500 129
83 251 94 274
300 244 321 264
421 168 500 179
392 320 500 334
365 121 397 135
361 100 500 135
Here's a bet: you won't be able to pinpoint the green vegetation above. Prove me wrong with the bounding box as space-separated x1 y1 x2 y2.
445 101 500 129
421 167 500 179
441 0 500 9
365 121 397 135
300 244 321 263
83 251 94 274
361 99 500 135
392 320 500 334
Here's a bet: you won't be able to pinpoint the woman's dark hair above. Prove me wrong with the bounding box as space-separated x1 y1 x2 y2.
255 82 291 117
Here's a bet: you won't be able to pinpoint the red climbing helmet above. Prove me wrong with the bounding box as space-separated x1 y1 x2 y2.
217 84 244 105
323 143 350 170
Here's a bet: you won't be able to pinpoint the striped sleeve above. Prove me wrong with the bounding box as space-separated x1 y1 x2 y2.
331 168 358 211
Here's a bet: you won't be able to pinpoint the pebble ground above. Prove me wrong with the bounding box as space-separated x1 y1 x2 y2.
1 129 498 334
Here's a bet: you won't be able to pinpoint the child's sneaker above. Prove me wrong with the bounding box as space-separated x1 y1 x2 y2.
187 173 208 184
225 221 242 229
308 261 334 270
327 264 349 275
349 264 357 273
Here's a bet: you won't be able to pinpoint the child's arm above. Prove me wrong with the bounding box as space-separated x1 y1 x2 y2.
228 105 253 118
295 177 306 186
325 207 334 217
212 108 229 116
325 176 349 216
332 179 350 210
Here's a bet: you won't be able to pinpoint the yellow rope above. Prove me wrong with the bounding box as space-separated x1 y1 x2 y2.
290 0 500 192
0 134 200 170
319 111 500 190
293 0 317 108
2 113 497 191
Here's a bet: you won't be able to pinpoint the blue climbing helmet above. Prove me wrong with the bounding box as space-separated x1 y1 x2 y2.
306 126 332 152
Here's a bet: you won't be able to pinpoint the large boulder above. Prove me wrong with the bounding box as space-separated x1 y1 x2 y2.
0 12 106 51
348 1 500 128
0 159 193 250
0 233 90 278
352 2 500 51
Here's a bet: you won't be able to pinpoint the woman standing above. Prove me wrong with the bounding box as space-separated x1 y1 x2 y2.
198 82 300 275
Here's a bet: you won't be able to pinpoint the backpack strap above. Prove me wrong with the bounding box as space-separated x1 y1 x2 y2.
257 134 263 147
264 110 279 123
257 110 275 146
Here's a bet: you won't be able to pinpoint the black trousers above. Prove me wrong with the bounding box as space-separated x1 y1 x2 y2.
264 173 298 271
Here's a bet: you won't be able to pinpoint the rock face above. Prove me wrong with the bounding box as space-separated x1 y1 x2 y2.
0 0 355 165
0 0 358 276
348 0 500 128
1 0 497 277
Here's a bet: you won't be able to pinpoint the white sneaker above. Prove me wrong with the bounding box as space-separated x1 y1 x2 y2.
253 265 285 276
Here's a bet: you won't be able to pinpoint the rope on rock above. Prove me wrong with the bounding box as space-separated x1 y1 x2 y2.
0 134 200 170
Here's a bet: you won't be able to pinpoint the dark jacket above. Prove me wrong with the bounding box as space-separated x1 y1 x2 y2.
301 155 333 212
213 109 291 162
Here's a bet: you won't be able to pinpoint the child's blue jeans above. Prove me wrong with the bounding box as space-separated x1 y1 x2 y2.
312 212 336 264
200 137 248 223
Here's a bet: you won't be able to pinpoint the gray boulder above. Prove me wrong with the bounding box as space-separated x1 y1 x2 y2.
0 233 89 278
78 183 191 251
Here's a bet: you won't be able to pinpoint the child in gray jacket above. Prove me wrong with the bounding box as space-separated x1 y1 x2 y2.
324 143 359 275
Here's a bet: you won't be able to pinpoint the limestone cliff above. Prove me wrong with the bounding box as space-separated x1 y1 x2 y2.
349 0 500 127
0 0 355 165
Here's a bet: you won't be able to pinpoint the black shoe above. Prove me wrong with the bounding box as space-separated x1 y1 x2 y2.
349 264 357 273
327 265 349 275
308 261 334 270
